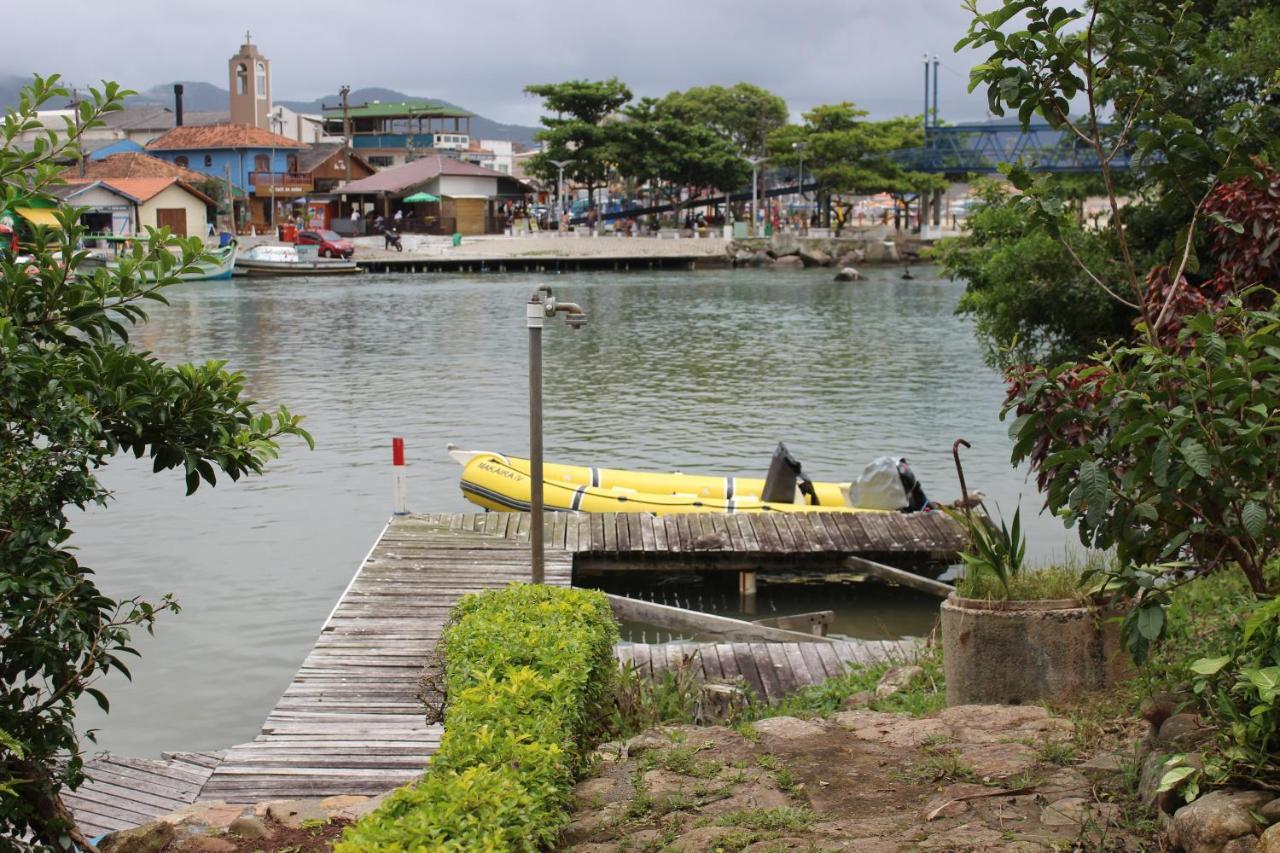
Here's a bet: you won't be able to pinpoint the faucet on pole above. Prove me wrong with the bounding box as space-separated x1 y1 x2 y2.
527 287 588 583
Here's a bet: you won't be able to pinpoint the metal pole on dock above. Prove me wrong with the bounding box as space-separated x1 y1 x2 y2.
528 293 546 583
392 437 407 515
526 288 588 584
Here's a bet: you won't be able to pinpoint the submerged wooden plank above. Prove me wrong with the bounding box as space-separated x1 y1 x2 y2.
606 594 831 643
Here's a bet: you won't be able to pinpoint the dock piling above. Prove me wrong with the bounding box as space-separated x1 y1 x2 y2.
739 570 758 613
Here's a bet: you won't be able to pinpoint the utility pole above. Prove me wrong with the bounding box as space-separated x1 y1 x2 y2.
224 163 237 234
340 86 352 182
747 156 767 237
932 55 940 128
322 86 366 221
549 159 571 227
923 53 930 130
270 108 284 230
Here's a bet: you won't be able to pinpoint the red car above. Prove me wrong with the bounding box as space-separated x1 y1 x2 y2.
296 229 354 259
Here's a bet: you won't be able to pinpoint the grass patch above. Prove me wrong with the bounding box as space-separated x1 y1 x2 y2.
774 767 804 799
903 750 977 784
610 658 701 739
1035 738 1078 766
627 770 655 820
956 563 1087 601
717 806 816 832
657 744 721 778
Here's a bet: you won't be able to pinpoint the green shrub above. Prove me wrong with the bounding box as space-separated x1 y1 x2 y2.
1162 594 1280 800
337 584 619 851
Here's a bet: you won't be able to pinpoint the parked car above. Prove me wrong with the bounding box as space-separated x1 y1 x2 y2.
296 229 354 259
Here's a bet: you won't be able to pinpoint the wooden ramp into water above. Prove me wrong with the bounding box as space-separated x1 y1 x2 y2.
198 514 573 803
65 752 222 838
617 639 918 704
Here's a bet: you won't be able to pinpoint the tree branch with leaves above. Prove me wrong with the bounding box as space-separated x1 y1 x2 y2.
0 74 312 848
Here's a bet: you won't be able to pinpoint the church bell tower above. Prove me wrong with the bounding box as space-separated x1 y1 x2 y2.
228 32 272 129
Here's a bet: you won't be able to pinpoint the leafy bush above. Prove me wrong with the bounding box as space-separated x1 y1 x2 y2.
337 585 619 851
1157 581 1280 799
1007 297 1280 599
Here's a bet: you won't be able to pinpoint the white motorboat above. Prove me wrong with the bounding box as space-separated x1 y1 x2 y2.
234 244 359 277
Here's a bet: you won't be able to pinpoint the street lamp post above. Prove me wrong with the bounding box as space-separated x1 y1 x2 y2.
746 156 768 237
792 143 806 230
549 159 571 230
527 286 588 583
269 109 286 230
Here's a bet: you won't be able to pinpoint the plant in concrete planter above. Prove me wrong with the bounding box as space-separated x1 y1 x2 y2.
941 510 1129 706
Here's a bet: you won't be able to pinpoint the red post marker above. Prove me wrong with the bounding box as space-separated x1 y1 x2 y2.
392 437 407 515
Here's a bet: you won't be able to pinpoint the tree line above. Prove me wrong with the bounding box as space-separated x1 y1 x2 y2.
520 80 939 226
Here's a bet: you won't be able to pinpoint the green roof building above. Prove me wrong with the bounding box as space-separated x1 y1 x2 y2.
323 100 474 168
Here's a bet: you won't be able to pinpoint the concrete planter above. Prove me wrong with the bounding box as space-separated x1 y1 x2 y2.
940 594 1131 706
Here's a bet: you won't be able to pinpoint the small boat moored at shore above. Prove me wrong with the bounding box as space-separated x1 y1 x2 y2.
81 243 238 282
450 444 936 516
234 244 359 277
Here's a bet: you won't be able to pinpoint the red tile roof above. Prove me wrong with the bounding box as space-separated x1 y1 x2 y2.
61 176 216 205
337 154 524 195
147 123 306 151
62 152 209 183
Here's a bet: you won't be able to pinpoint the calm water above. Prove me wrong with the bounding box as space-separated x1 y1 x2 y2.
72 265 1074 756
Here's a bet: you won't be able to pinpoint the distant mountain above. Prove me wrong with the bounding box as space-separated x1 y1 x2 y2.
278 87 540 148
129 81 231 112
0 76 542 147
0 74 33 110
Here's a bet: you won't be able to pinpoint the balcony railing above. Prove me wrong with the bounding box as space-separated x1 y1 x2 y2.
249 172 314 194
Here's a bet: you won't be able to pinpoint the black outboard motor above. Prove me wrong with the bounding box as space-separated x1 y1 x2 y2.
896 458 932 512
761 442 819 505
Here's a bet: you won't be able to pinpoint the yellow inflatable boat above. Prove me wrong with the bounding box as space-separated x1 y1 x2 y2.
450 446 933 516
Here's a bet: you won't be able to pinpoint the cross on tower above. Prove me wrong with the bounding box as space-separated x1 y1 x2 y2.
244 30 252 43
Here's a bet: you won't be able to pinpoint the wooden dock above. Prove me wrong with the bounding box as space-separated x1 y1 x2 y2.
65 751 222 838
470 509 963 570
71 509 951 829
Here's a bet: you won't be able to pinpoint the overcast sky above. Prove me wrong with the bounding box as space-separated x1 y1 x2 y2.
8 0 1003 126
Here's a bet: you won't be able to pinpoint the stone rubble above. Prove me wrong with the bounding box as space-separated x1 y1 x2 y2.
96 790 394 851
564 703 1157 851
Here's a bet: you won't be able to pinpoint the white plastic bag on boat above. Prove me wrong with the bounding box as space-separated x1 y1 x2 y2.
843 456 908 510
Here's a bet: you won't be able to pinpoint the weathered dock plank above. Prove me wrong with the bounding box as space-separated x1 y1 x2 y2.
65 752 222 838
497 510 963 566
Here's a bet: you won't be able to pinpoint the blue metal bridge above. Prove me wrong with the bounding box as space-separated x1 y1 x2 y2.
897 121 1134 174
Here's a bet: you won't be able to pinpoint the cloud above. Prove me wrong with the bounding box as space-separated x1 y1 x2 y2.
8 0 998 125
